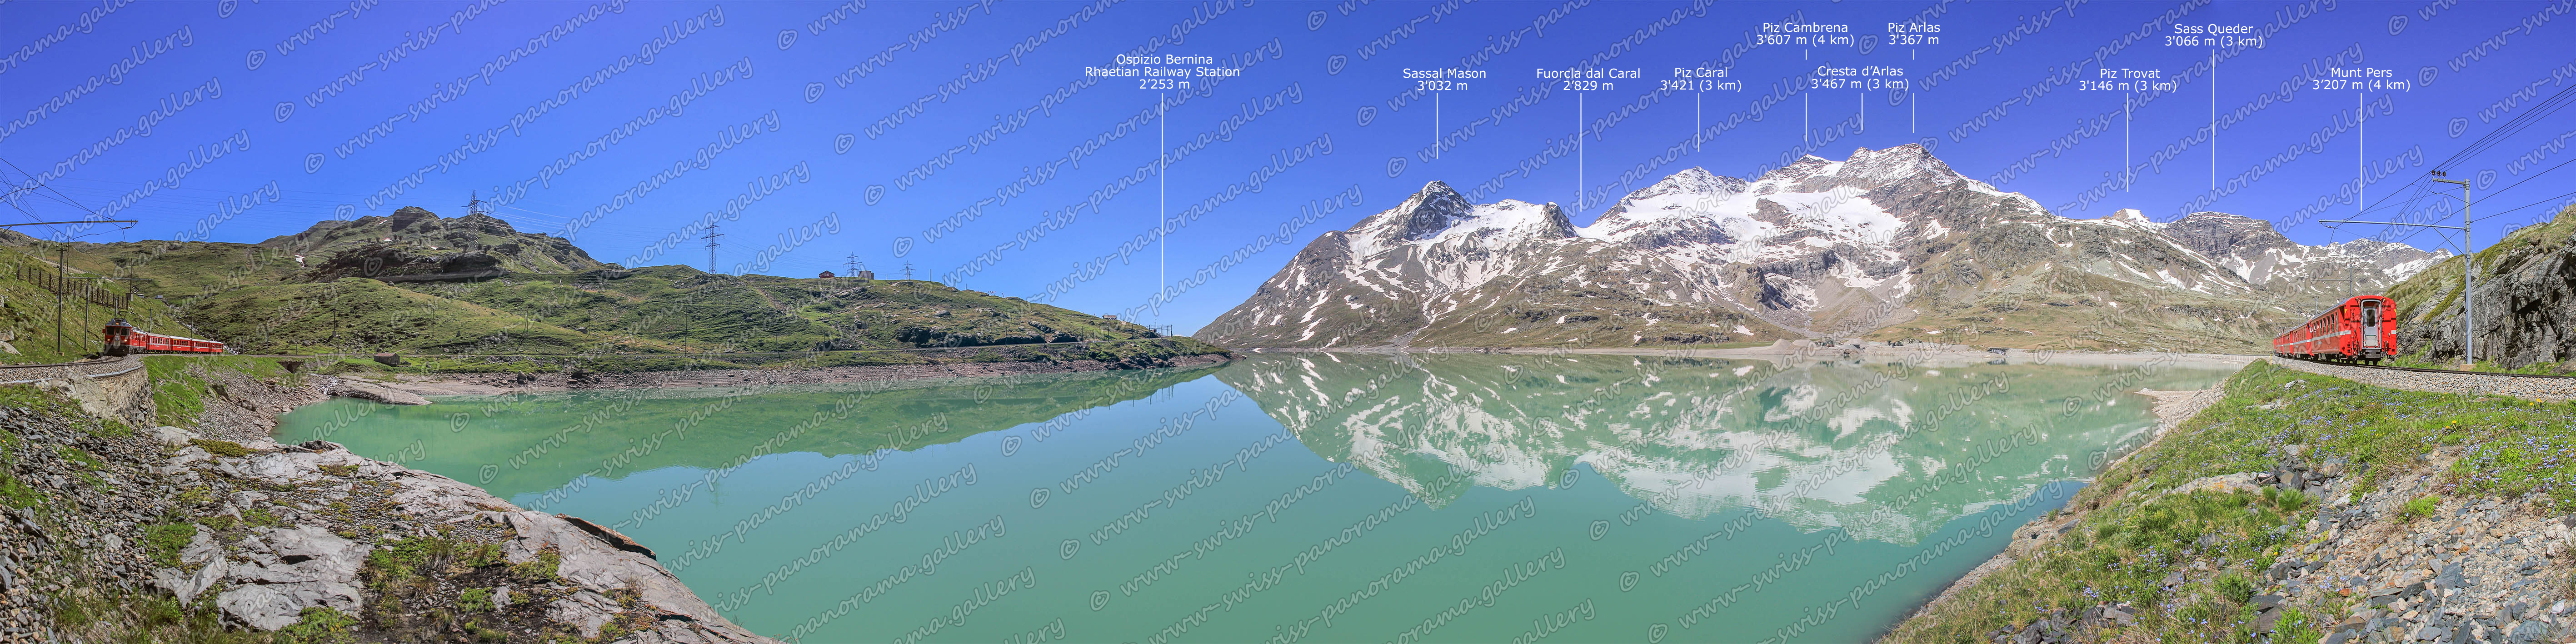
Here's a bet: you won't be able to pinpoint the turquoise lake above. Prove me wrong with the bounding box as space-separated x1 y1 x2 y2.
278 353 2234 643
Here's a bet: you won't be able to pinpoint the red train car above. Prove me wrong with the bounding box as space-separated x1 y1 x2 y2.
102 319 226 356
2273 295 2396 363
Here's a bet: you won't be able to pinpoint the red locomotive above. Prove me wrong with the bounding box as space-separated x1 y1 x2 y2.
2273 295 2396 364
102 319 226 356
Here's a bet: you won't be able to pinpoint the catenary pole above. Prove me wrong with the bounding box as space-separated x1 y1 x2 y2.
2324 170 2476 366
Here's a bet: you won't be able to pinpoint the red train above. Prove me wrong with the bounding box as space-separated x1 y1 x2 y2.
2273 295 2396 364
102 319 227 356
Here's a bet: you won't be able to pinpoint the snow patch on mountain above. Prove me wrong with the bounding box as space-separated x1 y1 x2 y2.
1203 145 2444 348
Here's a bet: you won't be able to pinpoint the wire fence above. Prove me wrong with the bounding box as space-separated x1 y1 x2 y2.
14 261 130 309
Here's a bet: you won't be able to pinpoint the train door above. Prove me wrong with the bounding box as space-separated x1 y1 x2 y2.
2361 300 2382 351
2359 297 2380 363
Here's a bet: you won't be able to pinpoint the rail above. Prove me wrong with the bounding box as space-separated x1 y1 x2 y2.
2279 355 2576 380
0 356 122 370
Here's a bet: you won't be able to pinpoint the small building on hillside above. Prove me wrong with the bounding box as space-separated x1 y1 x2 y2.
818 270 836 279
851 270 874 280
1103 314 1118 321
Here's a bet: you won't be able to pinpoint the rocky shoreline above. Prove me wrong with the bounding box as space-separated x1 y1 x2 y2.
1242 341 2261 371
0 357 775 642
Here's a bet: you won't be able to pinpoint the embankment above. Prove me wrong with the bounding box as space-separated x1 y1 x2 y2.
1881 361 2576 644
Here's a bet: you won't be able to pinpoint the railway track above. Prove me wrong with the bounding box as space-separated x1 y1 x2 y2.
2279 355 2576 379
0 354 136 385
0 356 121 370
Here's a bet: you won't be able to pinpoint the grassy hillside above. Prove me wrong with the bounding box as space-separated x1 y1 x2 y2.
0 243 205 363
173 267 1206 358
26 206 602 301
180 279 616 355
0 208 1228 367
61 240 306 299
430 266 1173 353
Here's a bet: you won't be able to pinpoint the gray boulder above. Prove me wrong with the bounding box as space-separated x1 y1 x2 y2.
326 377 431 405
2434 563 2466 589
150 426 200 445
2507 619 2549 644
215 525 371 629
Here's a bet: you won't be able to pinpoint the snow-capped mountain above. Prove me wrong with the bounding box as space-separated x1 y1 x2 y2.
1194 178 1779 348
1202 145 2441 351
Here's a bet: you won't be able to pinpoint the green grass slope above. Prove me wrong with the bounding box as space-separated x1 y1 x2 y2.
436 266 1183 351
181 279 613 355
0 208 1227 365
0 245 205 363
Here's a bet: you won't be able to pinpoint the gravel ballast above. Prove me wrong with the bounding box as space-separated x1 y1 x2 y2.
2267 358 2576 402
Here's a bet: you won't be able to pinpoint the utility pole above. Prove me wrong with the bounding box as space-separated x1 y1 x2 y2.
844 253 861 286
463 191 492 252
902 262 913 280
2431 171 2473 367
63 275 138 352
2322 169 2477 366
702 224 723 275
54 247 65 355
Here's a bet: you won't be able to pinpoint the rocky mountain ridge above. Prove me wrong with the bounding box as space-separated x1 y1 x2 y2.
2157 210 2446 300
1204 145 2442 352
260 206 610 280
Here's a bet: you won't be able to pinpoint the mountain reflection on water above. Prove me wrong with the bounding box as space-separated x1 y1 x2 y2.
1217 352 2228 544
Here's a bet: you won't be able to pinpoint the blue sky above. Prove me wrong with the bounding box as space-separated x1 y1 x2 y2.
2 0 2571 334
